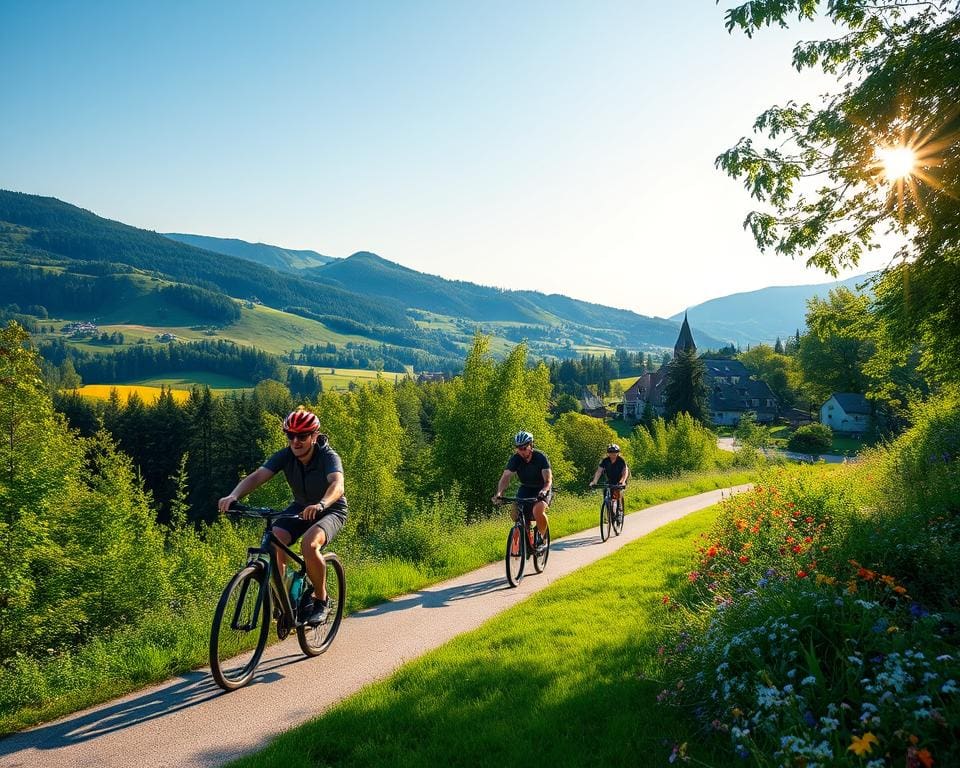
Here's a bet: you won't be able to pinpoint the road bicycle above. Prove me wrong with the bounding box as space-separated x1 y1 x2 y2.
496 495 551 587
595 482 626 542
209 502 345 691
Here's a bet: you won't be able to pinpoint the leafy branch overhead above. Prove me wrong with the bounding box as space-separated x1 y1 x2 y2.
718 0 960 386
717 0 960 273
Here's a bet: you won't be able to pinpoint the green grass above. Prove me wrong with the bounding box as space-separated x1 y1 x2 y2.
0 470 756 736
229 503 728 768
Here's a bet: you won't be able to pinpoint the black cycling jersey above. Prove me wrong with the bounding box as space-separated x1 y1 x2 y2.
262 436 348 515
599 455 628 484
506 449 551 493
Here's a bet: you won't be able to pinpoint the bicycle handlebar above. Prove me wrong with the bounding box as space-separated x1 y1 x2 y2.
493 495 542 505
592 483 626 489
227 502 300 520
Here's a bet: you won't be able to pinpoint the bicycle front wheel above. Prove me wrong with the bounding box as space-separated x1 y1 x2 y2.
599 498 611 542
297 553 346 656
210 564 270 691
612 497 625 536
505 524 525 587
532 524 550 573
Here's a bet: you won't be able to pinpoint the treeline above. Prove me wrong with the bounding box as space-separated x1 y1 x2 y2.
548 349 658 396
288 341 461 375
39 337 285 384
160 284 241 323
0 264 135 314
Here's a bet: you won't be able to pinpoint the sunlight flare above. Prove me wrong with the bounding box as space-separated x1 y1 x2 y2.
876 145 917 182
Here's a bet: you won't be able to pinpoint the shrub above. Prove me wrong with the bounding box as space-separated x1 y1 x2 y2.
788 422 833 453
630 413 720 476
553 411 619 488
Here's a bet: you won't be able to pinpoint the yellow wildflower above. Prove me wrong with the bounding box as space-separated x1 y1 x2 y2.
848 732 879 756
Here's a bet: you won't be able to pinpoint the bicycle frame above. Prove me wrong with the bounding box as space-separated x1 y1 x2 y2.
235 522 307 631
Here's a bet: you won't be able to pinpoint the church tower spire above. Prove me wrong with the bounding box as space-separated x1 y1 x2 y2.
674 312 697 358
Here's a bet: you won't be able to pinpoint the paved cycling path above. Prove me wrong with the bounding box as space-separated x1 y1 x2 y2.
0 485 750 768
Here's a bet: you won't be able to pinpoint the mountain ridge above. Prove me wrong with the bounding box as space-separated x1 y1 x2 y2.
670 273 877 347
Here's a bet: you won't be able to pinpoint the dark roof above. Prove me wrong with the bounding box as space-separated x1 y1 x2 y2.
827 393 870 415
702 359 750 378
580 390 605 410
709 378 778 416
674 313 697 357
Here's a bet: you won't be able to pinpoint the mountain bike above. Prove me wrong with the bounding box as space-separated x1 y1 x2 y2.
596 482 626 542
496 495 551 587
209 502 346 691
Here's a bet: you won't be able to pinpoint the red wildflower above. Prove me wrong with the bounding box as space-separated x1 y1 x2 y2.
797 570 808 578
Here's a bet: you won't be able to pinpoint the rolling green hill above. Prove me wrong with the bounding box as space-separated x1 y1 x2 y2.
163 232 335 271
0 190 409 329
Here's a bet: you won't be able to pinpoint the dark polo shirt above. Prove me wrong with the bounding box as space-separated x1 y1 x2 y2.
505 449 551 493
599 455 628 483
262 437 348 515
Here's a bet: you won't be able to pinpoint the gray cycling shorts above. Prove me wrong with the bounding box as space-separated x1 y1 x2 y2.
275 503 346 548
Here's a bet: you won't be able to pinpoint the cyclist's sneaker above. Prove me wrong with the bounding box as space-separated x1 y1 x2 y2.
534 530 547 553
307 596 330 626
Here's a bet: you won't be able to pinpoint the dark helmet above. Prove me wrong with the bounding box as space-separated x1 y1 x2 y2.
283 408 320 433
513 430 534 447
606 443 621 453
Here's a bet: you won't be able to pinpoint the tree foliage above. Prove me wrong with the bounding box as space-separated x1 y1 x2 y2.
433 336 570 519
719 0 960 386
664 350 710 423
554 412 620 488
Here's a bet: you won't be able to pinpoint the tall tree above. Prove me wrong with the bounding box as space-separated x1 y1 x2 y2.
664 350 710 423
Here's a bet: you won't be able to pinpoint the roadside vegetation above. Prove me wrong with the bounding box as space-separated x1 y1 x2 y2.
658 395 960 766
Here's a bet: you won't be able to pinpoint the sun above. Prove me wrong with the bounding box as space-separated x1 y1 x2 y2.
876 145 918 182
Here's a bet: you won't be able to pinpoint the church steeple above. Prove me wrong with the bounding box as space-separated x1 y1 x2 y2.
674 312 697 357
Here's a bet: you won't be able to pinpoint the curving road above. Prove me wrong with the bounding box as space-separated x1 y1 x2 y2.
0 485 750 768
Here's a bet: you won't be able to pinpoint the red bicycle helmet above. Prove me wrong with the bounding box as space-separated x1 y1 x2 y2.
283 408 320 433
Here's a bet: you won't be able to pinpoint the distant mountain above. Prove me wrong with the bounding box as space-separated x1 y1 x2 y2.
304 251 729 350
163 232 335 271
670 274 877 348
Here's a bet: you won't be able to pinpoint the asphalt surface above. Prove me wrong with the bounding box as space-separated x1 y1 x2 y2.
0 485 751 768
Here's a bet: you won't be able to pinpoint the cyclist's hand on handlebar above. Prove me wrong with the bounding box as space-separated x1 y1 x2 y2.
491 494 503 505
588 481 596 488
537 491 547 501
218 494 238 514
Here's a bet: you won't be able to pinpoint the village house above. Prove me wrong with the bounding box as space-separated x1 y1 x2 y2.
623 314 780 426
820 392 872 434
579 389 607 418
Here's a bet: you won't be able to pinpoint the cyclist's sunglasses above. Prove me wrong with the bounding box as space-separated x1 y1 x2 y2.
285 430 315 441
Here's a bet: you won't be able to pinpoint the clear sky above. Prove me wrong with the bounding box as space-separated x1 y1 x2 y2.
0 0 891 318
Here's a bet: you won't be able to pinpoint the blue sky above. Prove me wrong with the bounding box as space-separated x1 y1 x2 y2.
0 1 889 317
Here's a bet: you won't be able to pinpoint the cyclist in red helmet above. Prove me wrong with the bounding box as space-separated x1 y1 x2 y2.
218 407 346 626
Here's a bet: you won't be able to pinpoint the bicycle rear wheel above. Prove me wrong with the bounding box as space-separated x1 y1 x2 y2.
612 497 625 536
532 524 550 573
505 524 525 587
599 498 611 542
210 564 270 691
297 553 346 656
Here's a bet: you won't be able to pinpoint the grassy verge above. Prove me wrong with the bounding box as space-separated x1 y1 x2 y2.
0 470 755 735
228 502 728 767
